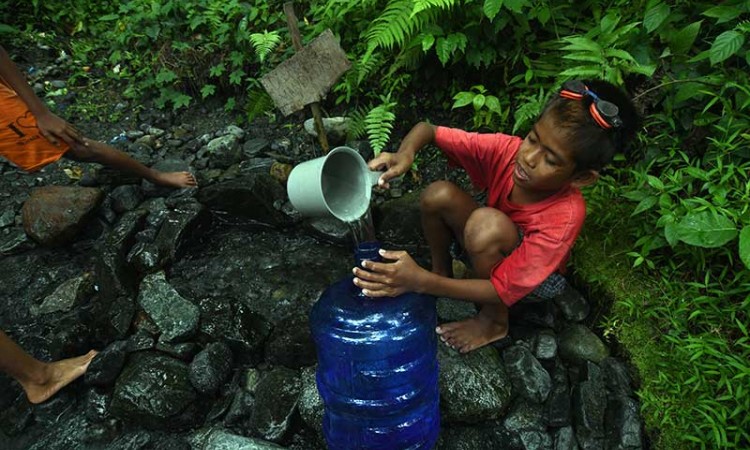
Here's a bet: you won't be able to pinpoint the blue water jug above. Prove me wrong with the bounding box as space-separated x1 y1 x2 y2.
310 242 440 450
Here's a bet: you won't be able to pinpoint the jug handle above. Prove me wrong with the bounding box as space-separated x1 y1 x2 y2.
368 170 385 187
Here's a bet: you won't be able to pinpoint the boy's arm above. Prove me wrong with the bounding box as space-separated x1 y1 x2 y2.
0 44 85 146
367 121 436 188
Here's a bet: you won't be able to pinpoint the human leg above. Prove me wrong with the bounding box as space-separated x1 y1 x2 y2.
436 207 520 353
64 139 197 188
0 330 97 404
420 181 481 276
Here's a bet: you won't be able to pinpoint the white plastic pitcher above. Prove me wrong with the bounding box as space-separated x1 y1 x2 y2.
287 146 382 222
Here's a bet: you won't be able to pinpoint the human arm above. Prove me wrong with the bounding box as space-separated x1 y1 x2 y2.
352 249 503 304
0 44 85 146
367 121 436 188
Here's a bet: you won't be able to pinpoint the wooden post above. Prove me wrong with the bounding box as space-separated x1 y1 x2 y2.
283 2 330 153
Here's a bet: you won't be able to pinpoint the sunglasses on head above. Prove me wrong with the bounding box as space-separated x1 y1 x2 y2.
559 80 623 130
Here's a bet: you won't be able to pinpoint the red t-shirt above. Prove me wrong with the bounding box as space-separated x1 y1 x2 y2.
434 126 586 306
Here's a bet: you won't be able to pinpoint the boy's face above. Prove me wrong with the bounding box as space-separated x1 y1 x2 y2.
512 111 594 201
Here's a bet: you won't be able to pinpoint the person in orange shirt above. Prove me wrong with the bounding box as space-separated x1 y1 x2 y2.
0 43 196 404
0 44 197 187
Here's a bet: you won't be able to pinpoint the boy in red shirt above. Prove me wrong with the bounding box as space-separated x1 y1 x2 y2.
354 80 638 353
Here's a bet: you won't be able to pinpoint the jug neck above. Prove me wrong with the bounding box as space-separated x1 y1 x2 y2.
355 241 381 298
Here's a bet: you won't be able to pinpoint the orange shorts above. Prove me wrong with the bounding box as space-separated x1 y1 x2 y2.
0 80 70 172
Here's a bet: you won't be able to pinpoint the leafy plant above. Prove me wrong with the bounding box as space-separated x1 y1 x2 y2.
451 85 507 130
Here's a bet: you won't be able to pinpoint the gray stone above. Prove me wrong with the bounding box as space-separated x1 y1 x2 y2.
190 428 285 449
206 134 242 169
503 345 552 403
224 389 255 428
85 340 129 387
305 216 351 244
138 271 199 344
438 344 513 423
126 130 145 140
197 173 291 227
601 357 634 398
0 209 14 227
110 185 144 213
554 426 579 450
605 396 643 449
198 297 272 365
547 358 571 428
21 186 103 246
84 389 111 423
251 367 302 442
573 362 606 450
436 423 518 450
554 284 590 322
32 273 93 316
243 138 270 157
49 80 66 88
0 227 35 255
436 297 476 323
559 325 610 365
298 366 324 439
265 313 317 368
534 330 558 360
189 342 233 395
220 125 246 140
111 352 198 429
504 401 546 434
304 117 350 144
146 127 166 137
156 341 198 361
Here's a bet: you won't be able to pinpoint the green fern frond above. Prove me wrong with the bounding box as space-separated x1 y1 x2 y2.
346 107 369 141
512 89 546 134
245 88 274 121
249 30 281 63
365 98 398 155
366 0 441 51
412 0 457 17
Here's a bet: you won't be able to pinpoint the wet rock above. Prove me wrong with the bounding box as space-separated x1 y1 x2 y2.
436 423 518 450
85 340 129 387
503 344 552 403
265 313 317 368
126 130 145 140
128 198 207 273
95 210 147 338
85 389 111 422
554 284 590 322
190 427 285 449
298 366 324 438
0 209 14 227
224 389 255 428
31 273 93 316
111 351 199 429
438 344 513 423
305 217 351 244
304 117 350 144
373 191 424 247
21 186 103 246
244 137 270 158
156 342 198 361
547 358 572 428
601 357 634 397
573 362 606 450
554 426 579 450
197 173 291 227
511 299 556 329
534 330 558 360
559 325 610 365
147 126 165 138
0 227 35 255
189 342 233 395
220 124 246 140
127 328 156 352
138 271 200 344
437 296 477 323
110 185 144 213
605 396 643 449
198 297 272 365
205 134 242 169
503 402 552 450
251 367 302 443
0 400 33 436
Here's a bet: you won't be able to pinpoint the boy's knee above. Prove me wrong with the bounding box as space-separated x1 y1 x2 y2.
420 181 461 211
65 139 102 163
463 208 518 255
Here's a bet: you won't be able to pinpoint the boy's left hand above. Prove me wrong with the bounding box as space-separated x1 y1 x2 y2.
35 111 86 147
352 249 427 297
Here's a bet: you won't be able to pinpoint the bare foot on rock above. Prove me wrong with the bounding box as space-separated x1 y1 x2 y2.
21 350 98 404
151 171 198 188
436 306 508 353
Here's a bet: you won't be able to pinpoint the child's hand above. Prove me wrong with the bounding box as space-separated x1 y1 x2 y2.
368 152 413 189
35 111 87 147
352 249 427 297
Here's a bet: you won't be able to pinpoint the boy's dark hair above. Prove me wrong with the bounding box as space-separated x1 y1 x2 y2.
541 79 640 172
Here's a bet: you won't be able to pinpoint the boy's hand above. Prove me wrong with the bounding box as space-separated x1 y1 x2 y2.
368 152 413 189
35 111 87 147
352 249 427 297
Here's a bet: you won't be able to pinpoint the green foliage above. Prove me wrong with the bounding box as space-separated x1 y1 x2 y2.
365 95 398 155
451 85 507 130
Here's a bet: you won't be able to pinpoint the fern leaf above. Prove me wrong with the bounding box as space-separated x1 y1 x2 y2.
245 88 274 121
366 0 441 51
412 0 456 17
365 100 397 155
250 30 281 63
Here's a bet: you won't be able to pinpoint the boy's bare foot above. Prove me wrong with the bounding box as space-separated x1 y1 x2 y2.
20 350 98 404
436 308 508 353
151 171 198 188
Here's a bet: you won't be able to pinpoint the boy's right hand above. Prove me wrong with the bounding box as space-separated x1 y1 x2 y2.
368 151 414 189
35 111 87 147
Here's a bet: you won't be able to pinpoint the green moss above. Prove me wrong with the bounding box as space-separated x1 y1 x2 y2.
572 225 696 450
